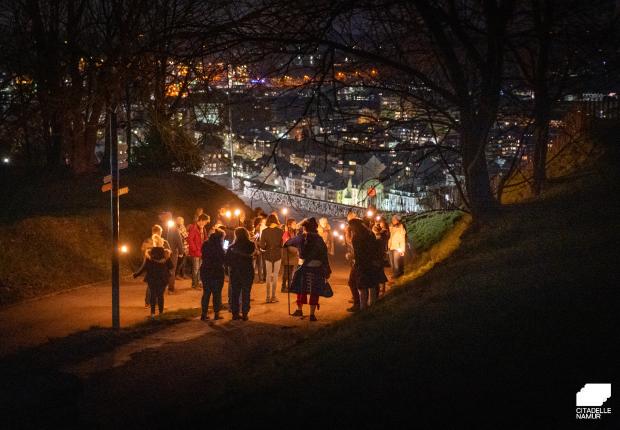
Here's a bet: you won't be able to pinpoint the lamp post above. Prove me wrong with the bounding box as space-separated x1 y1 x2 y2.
227 64 234 188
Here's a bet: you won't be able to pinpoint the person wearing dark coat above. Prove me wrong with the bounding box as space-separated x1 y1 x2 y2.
160 212 184 293
134 246 173 320
281 218 299 293
225 227 256 321
200 229 226 320
349 219 386 310
284 217 332 322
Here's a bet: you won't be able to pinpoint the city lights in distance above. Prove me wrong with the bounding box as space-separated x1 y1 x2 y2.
2 157 9 164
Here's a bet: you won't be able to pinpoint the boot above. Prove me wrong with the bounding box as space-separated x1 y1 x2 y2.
214 312 221 320
291 309 303 317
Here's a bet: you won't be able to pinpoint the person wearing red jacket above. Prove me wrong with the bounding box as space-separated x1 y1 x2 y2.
188 214 209 289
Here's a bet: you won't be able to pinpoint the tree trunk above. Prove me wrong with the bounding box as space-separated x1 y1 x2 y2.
531 95 551 196
46 115 63 170
72 101 104 175
125 84 132 164
462 126 499 220
104 110 111 167
71 123 99 174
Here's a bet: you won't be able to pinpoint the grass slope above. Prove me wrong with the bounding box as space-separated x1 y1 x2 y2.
404 210 464 253
0 169 246 305
183 170 620 427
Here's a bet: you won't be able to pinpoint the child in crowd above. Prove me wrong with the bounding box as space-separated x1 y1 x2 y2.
134 227 173 320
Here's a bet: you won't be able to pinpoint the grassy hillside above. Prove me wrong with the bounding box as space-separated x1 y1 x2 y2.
0 169 247 305
403 210 464 252
181 154 620 427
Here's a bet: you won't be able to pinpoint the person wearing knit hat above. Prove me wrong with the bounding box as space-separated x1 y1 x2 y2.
284 217 332 321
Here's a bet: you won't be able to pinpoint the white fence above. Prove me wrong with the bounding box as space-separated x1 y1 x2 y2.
243 185 368 218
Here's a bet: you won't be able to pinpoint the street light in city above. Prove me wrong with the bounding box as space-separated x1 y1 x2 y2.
120 244 129 254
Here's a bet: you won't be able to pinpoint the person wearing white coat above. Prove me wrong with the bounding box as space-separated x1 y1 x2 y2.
388 215 407 278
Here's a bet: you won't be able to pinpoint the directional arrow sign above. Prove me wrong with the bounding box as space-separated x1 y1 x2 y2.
103 174 112 184
116 187 129 196
101 183 112 193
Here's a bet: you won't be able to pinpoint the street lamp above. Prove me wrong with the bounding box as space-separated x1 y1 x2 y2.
120 244 129 254
2 157 9 164
166 219 175 229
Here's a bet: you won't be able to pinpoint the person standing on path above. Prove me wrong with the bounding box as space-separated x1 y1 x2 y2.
388 215 407 280
252 216 266 283
133 239 173 320
200 228 226 321
281 218 299 293
225 227 256 321
349 219 385 310
284 217 332 322
188 214 209 289
345 211 361 312
161 212 184 294
175 216 190 279
318 217 335 256
259 214 283 303
373 218 390 297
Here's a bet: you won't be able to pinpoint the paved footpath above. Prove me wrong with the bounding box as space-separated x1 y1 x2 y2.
1 259 393 426
0 260 357 358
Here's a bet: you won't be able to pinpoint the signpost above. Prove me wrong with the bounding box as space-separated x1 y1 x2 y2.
101 106 129 329
110 107 120 329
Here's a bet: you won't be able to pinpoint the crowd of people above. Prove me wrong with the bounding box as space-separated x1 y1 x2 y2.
133 205 410 322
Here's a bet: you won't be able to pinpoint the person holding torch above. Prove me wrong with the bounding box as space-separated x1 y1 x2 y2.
388 214 407 280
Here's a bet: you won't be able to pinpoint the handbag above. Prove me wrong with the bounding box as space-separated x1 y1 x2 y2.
320 280 334 298
289 267 303 294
